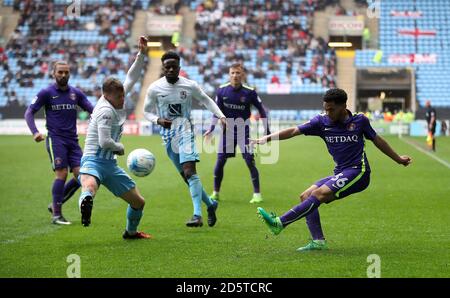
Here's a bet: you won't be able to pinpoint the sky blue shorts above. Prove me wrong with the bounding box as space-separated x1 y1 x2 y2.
79 156 135 197
165 131 200 172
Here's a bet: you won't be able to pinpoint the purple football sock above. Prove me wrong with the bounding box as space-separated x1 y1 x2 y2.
52 179 65 217
280 195 321 227
244 157 260 193
62 178 80 204
213 157 227 192
306 208 325 240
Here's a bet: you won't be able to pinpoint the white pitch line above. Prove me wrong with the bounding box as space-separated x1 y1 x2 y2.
0 225 59 245
400 137 450 169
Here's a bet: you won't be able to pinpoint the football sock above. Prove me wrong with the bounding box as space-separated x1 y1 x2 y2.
244 157 260 193
126 205 143 234
78 190 94 209
201 189 213 207
280 195 321 227
187 174 203 216
62 178 80 204
306 208 325 240
213 156 227 192
52 179 65 217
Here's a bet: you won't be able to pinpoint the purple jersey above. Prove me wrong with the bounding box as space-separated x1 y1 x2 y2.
29 84 93 138
216 83 267 120
298 111 377 173
212 83 270 134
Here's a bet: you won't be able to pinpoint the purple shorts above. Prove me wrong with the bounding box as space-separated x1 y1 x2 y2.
45 136 82 171
314 168 370 199
218 126 253 159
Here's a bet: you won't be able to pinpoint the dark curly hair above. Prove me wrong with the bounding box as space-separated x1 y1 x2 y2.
323 88 347 105
161 51 181 63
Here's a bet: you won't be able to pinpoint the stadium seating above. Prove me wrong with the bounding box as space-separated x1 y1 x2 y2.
179 0 337 96
355 0 450 107
1 0 150 108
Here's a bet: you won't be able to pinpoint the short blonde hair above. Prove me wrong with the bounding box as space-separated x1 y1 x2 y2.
229 63 244 71
102 77 124 95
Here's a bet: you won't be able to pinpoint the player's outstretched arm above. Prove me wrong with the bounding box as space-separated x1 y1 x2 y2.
123 36 148 96
372 135 412 166
251 126 301 145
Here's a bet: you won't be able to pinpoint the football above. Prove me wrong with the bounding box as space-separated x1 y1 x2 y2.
126 148 156 177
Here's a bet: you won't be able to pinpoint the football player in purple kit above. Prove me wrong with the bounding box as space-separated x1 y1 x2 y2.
204 63 270 203
24 61 94 225
252 88 412 251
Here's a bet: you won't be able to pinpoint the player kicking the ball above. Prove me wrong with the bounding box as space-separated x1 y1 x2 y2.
251 88 412 251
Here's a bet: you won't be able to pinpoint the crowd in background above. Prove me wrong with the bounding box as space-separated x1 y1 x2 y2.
178 0 339 94
364 109 415 123
2 0 146 115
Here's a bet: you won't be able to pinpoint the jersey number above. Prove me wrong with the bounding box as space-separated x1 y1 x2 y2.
331 173 348 188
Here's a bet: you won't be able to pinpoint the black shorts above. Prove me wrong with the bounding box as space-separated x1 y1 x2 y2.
429 124 436 135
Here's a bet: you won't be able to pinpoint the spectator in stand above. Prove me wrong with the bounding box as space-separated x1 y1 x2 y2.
271 74 281 84
4 0 148 106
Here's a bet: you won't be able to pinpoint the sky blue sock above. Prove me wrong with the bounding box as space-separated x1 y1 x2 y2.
201 188 213 207
126 205 143 233
187 174 203 216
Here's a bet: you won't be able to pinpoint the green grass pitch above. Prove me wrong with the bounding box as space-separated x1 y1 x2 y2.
0 135 449 277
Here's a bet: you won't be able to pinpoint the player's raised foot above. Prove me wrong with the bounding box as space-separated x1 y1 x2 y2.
256 207 284 235
80 196 93 227
47 203 53 214
249 193 263 204
210 192 221 201
207 200 218 227
51 215 71 225
186 215 203 227
296 240 328 252
122 230 153 240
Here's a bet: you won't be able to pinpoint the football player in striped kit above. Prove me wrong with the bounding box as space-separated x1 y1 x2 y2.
78 37 151 239
144 51 226 228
